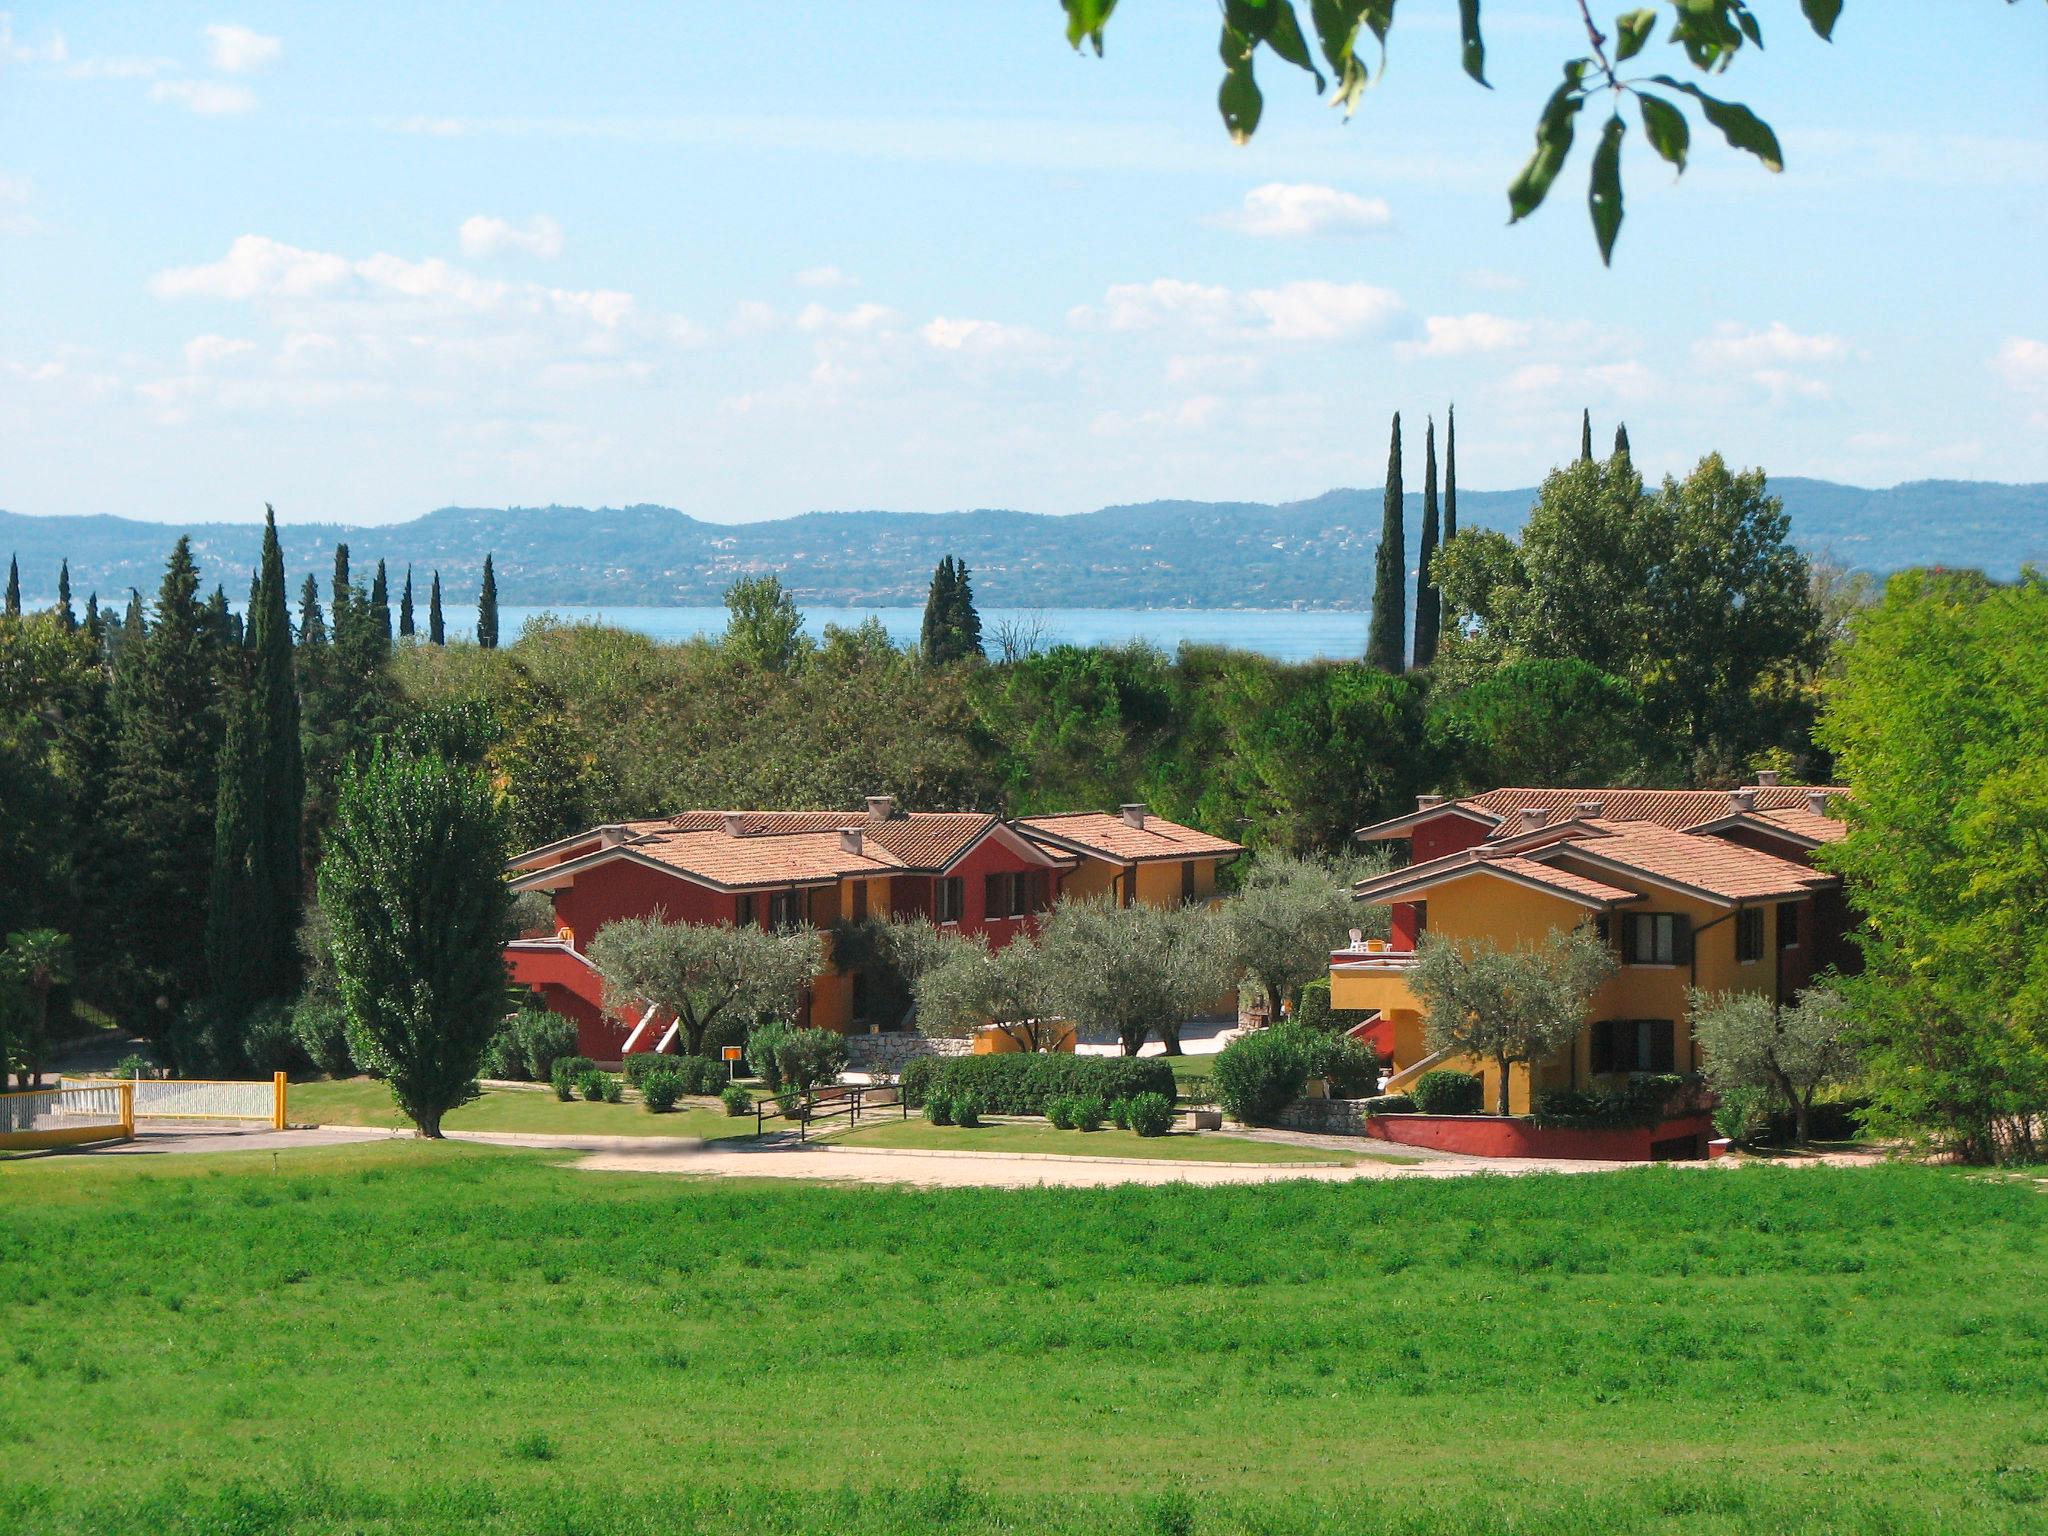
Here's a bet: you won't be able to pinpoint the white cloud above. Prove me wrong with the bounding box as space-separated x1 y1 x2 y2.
205 24 281 74
63 54 176 80
152 236 352 300
394 115 466 137
1751 369 1833 403
182 334 255 369
1397 312 1533 360
149 78 259 115
1694 321 1848 369
1995 336 2048 391
1074 278 1408 345
459 214 565 259
920 316 1053 357
795 265 856 289
1217 182 1393 238
0 16 67 64
795 301 898 334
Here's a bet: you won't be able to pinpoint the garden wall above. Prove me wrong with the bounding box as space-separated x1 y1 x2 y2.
1277 1098 1715 1162
844 1033 973 1076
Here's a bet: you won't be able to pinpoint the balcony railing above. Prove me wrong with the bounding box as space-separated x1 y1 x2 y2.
1330 942 1417 971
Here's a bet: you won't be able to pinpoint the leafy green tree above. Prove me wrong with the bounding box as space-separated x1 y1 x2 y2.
1412 416 1441 669
910 927 1063 1051
478 554 500 649
1 928 72 1087
1817 569 2048 1164
1057 2 1960 263
103 538 227 1047
206 507 304 1017
1217 854 1359 1020
318 749 511 1137
1412 925 1616 1117
1365 411 1405 672
1689 986 1856 1146
722 573 807 671
1429 657 1658 787
429 570 446 645
586 915 822 1057
1037 896 1227 1055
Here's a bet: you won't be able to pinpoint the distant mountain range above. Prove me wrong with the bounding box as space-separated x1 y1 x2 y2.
3 478 2043 610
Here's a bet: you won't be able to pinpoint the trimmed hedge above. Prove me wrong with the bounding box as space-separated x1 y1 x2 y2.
1360 1093 1415 1116
1411 1070 1484 1115
550 1056 596 1101
897 1053 1176 1116
1534 1074 1691 1130
926 1093 955 1127
1211 1024 1315 1126
952 1094 984 1128
622 1052 671 1087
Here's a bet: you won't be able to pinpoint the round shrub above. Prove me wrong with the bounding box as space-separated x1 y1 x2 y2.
775 1028 848 1093
746 1019 798 1090
1307 1033 1384 1098
483 1018 530 1081
1071 1094 1106 1132
641 1070 683 1113
1211 1023 1316 1126
291 997 354 1079
721 1082 752 1117
241 1001 309 1076
896 1055 938 1109
926 1093 955 1127
622 1052 673 1088
1108 1097 1131 1130
550 1056 595 1102
1361 1092 1415 1116
518 1011 578 1084
1126 1091 1175 1137
1411 1069 1484 1115
577 1069 609 1102
600 1074 624 1104
1045 1095 1076 1130
952 1094 983 1128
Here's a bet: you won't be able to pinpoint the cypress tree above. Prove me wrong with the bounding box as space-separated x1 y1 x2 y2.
370 560 393 649
477 554 499 649
951 559 984 661
1614 422 1631 459
331 544 353 636
1580 408 1594 463
298 574 327 648
208 507 305 1017
920 556 954 663
399 567 416 639
429 571 445 645
4 556 18 617
246 569 262 650
56 561 76 632
206 584 241 650
920 556 983 664
123 588 144 637
1443 405 1458 544
104 538 227 1049
1364 412 1406 672
1412 417 1441 669
84 591 102 643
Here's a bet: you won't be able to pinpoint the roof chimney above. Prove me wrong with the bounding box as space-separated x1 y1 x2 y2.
838 826 864 856
1575 799 1604 818
1119 802 1148 829
721 812 747 837
595 824 632 849
1806 790 1832 817
1519 807 1549 831
1416 793 1447 811
1728 788 1756 813
1754 770 1781 787
864 794 896 821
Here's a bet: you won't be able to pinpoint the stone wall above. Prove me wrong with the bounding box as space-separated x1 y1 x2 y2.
843 1032 972 1076
1275 1097 1372 1136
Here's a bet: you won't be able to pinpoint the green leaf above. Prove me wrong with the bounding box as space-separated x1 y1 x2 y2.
1732 4 1763 49
1637 92 1690 172
1652 76 1784 171
1507 64 1587 224
1309 0 1372 114
1218 23 1265 145
1614 9 1658 62
1459 0 1488 86
1799 0 1842 40
1062 0 1118 55
1263 1 1328 92
1588 113 1627 265
1363 1 1398 49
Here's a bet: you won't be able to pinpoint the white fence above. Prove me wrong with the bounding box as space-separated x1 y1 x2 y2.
63 1075 285 1125
0 1084 131 1148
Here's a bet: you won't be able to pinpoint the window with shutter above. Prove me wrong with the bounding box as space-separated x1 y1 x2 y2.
735 894 755 927
1778 903 1799 950
1736 908 1765 963
984 872 1004 918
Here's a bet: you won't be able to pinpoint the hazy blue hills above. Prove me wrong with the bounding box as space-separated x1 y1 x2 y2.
3 478 2042 611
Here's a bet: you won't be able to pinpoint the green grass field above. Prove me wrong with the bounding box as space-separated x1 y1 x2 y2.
4 1145 2046 1534
825 1117 1379 1165
288 1077 758 1140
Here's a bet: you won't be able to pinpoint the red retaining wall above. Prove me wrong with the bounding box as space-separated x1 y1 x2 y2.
1364 1110 1715 1162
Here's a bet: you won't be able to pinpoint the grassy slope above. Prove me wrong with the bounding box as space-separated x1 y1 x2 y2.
289 1077 757 1140
826 1118 1375 1165
3 1146 2046 1534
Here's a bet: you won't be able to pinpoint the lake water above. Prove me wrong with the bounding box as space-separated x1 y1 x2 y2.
472 605 1367 665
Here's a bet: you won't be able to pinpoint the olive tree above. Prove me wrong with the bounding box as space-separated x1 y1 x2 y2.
1689 985 1857 1146
1037 897 1227 1055
911 929 1064 1052
586 914 823 1057
1217 855 1360 1022
1411 925 1617 1117
318 750 512 1138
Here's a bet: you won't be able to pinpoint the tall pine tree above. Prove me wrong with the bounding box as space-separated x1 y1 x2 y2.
5 556 18 617
399 566 416 639
298 574 327 648
1443 405 1458 543
950 559 984 661
104 539 227 1049
919 555 985 664
429 571 446 645
1580 408 1594 463
331 544 352 635
84 592 102 642
370 560 393 649
56 561 76 632
1364 412 1406 672
1614 422 1631 459
1412 417 1441 669
207 508 305 1019
477 554 499 649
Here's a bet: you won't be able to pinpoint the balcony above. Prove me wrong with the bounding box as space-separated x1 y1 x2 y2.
1329 942 1420 1015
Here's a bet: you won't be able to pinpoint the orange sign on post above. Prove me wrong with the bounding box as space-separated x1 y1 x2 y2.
721 1046 743 1061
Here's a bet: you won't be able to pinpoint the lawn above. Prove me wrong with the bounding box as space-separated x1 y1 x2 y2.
4 1146 2046 1534
824 1116 1382 1165
288 1076 759 1140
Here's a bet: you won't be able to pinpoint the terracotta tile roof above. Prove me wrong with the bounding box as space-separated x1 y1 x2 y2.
1016 811 1246 863
1467 785 1849 835
1354 848 1636 908
1484 856 1641 905
663 808 998 871
623 827 905 890
1751 807 1848 844
1535 821 1831 904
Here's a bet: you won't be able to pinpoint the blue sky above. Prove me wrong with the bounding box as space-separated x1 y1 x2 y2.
2 2 2044 527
